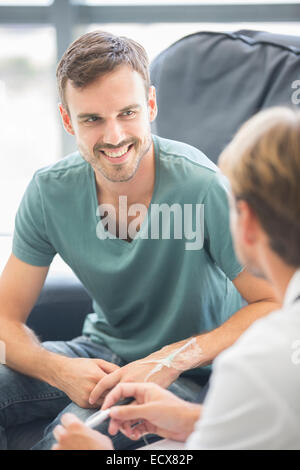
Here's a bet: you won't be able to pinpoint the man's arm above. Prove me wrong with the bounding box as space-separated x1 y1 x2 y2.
89 269 279 404
188 268 279 367
0 254 119 408
0 253 57 380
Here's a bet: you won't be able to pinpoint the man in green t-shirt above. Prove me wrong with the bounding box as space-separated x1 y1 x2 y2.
0 31 277 450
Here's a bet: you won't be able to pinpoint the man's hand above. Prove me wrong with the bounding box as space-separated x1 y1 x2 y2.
89 352 180 406
52 413 114 450
52 357 120 408
102 382 202 442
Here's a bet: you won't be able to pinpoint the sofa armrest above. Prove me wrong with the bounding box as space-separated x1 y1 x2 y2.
26 272 93 342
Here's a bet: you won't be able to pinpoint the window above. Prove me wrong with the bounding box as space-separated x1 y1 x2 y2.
82 21 300 64
0 1 52 5
79 0 300 4
0 26 59 237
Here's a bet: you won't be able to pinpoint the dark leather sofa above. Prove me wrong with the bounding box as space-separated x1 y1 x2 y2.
11 29 300 448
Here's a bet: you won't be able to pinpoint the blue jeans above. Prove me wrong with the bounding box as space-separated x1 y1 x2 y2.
0 336 209 450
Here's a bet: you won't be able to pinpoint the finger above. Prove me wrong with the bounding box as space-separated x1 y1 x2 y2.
131 420 157 438
122 419 139 438
51 443 61 451
61 412 83 426
108 417 123 436
120 421 148 441
53 425 66 441
119 422 140 440
108 417 139 436
102 382 144 410
94 359 120 373
89 371 120 405
93 389 110 407
110 404 152 422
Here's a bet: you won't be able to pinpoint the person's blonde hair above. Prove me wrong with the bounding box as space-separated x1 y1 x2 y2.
219 106 300 267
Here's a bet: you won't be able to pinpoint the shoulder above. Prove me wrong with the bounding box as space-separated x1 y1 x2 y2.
154 134 217 173
33 152 88 186
153 135 229 196
215 304 300 392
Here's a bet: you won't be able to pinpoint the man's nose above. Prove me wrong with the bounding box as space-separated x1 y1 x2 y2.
102 120 125 147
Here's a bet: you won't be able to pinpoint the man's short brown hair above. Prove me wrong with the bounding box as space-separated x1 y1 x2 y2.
56 30 150 112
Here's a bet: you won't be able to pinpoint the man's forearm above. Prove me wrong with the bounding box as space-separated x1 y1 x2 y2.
158 300 280 371
195 300 280 366
84 300 280 403
0 318 66 385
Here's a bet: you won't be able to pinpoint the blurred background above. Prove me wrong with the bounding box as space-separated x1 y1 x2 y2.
1 0 300 271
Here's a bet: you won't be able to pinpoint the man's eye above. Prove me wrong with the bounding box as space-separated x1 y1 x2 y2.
122 111 135 117
86 116 99 122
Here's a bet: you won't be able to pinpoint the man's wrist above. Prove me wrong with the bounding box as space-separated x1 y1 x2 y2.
158 337 205 372
39 349 70 388
142 350 181 381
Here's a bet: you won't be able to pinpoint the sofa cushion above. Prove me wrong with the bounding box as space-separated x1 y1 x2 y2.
26 272 92 342
151 29 300 163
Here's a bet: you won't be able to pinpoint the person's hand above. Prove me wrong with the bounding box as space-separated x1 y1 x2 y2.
89 351 180 406
52 357 120 408
52 413 114 450
102 382 202 442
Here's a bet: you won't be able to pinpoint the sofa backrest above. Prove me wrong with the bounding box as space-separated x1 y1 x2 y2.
150 30 300 163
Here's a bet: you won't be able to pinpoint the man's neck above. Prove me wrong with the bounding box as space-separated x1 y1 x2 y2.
95 142 155 206
259 246 297 304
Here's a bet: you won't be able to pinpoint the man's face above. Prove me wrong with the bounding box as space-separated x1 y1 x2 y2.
60 65 157 183
229 193 266 279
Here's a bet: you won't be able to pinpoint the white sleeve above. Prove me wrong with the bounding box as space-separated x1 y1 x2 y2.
185 348 294 450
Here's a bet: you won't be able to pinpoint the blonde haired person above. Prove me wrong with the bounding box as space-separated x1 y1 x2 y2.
52 106 300 450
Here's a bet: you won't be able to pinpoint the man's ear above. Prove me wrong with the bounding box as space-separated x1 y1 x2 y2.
236 199 260 246
58 104 75 135
148 86 158 122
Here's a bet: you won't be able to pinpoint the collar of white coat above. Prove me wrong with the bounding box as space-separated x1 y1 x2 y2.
283 268 300 307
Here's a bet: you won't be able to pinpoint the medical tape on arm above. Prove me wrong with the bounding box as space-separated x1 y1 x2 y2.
141 337 202 382
135 338 202 445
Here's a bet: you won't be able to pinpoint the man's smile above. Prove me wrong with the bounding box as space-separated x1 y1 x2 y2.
98 143 134 164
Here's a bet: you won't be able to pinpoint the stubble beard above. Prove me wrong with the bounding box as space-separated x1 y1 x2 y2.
81 133 153 183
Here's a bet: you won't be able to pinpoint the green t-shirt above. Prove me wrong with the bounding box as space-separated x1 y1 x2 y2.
13 135 244 376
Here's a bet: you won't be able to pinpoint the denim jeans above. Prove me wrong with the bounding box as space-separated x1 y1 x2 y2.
0 336 209 450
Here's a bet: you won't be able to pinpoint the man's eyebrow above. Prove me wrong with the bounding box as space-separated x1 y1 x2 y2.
77 104 141 120
77 112 100 120
119 104 141 112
